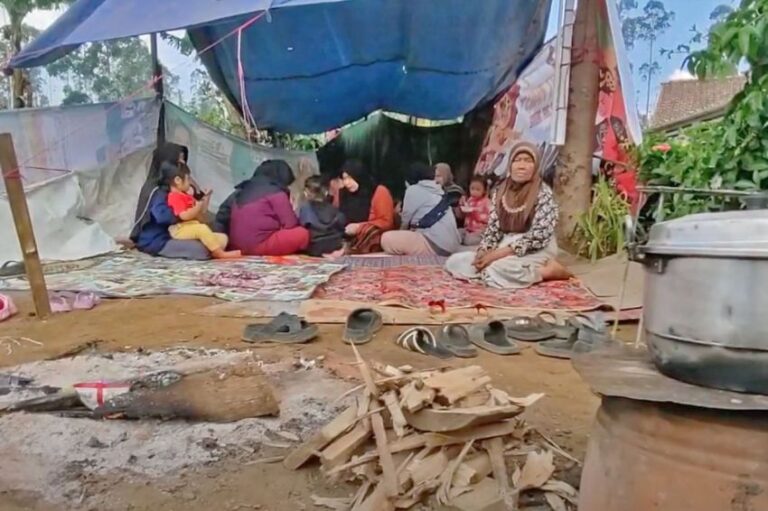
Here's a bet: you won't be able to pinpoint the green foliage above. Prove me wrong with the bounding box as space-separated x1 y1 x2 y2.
637 0 768 221
46 38 178 103
573 177 629 261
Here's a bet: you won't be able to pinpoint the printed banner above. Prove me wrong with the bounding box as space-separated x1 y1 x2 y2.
474 0 643 212
474 38 558 178
164 102 318 209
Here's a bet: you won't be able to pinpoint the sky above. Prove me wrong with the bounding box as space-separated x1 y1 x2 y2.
12 0 742 116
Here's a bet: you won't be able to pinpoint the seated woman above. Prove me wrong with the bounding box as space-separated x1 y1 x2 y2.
215 160 309 256
130 142 210 260
332 160 395 254
381 162 461 256
445 141 570 289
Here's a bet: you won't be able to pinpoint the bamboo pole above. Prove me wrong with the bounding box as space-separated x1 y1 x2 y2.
0 133 51 318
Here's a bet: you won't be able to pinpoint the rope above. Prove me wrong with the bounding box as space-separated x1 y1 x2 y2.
4 10 269 181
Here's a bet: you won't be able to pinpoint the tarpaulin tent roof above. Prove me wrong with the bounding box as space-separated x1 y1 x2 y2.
12 0 553 134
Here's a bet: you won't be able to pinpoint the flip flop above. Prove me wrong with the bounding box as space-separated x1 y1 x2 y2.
395 327 453 359
343 308 383 345
0 294 17 322
469 320 522 355
72 292 101 311
534 312 578 339
242 312 318 345
0 261 24 278
534 315 610 360
435 324 478 358
503 315 556 342
49 293 72 313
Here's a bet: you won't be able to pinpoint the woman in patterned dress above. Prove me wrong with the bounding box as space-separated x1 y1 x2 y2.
445 141 570 289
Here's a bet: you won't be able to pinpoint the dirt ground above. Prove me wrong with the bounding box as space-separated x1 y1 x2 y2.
0 293 636 511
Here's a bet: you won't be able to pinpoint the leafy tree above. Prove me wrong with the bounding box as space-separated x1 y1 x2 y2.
47 37 178 103
0 0 67 107
660 5 734 62
618 0 674 114
60 87 91 106
636 0 768 220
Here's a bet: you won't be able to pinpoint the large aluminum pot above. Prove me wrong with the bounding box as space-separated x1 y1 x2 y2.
579 397 768 511
636 210 768 394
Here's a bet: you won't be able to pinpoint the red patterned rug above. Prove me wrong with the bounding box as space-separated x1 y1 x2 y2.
314 266 604 311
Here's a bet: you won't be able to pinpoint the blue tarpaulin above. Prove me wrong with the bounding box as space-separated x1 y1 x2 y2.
12 0 552 134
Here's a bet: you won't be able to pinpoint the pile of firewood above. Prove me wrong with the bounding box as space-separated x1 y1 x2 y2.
284 354 578 510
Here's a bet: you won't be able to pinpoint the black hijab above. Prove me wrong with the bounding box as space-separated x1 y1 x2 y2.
130 142 188 241
338 160 375 223
235 159 295 206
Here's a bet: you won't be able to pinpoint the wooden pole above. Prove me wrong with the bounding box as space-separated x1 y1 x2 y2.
554 0 600 247
0 133 51 318
150 32 166 146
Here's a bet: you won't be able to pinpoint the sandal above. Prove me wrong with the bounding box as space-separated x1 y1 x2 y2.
435 325 477 358
343 308 383 345
395 327 453 359
242 312 318 345
534 312 578 339
0 261 24 278
0 294 17 322
503 315 556 342
535 312 610 359
469 320 522 355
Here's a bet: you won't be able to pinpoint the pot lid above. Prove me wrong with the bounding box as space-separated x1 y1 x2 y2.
644 210 768 258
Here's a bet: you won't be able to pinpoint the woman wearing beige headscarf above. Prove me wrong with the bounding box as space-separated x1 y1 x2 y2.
445 141 570 289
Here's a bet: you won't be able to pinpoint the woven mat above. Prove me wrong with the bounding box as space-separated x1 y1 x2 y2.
0 252 345 302
314 265 604 311
338 254 447 269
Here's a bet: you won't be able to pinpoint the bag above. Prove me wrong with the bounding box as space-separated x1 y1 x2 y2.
411 197 451 230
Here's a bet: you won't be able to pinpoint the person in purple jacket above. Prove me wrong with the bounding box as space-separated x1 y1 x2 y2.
214 160 310 256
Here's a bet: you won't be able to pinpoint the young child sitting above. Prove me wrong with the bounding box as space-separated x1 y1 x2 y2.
459 176 491 246
163 162 242 259
298 176 346 257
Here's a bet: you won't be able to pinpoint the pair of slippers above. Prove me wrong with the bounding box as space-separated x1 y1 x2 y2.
505 312 607 359
49 291 101 313
242 308 384 347
396 320 522 359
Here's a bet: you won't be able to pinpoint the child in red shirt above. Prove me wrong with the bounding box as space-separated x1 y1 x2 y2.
164 162 241 259
459 176 491 246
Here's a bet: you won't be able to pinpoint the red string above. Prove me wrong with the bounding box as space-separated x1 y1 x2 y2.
5 10 269 182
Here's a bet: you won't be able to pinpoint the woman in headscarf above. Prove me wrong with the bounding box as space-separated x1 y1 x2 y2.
445 141 570 289
215 159 309 256
332 159 395 254
130 142 210 260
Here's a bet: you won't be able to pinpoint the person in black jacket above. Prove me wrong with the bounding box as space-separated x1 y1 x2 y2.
298 176 346 257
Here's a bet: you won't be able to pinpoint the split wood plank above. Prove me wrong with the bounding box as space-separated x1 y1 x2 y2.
325 433 428 476
320 419 372 468
284 404 358 469
399 380 436 413
426 420 519 448
485 437 517 510
406 449 449 486
383 391 407 438
453 452 493 488
404 405 523 433
371 412 398 498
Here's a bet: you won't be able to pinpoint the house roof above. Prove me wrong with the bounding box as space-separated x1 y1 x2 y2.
650 75 746 131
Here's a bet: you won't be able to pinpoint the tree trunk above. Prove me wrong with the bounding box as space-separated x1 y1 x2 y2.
10 15 26 109
554 0 600 247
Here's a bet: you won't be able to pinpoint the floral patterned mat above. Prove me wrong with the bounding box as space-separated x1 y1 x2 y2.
0 252 346 302
314 265 604 311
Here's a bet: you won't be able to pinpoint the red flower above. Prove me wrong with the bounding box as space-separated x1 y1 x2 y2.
652 143 672 153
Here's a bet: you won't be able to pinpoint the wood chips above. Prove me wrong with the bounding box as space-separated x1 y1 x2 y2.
287 359 578 510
